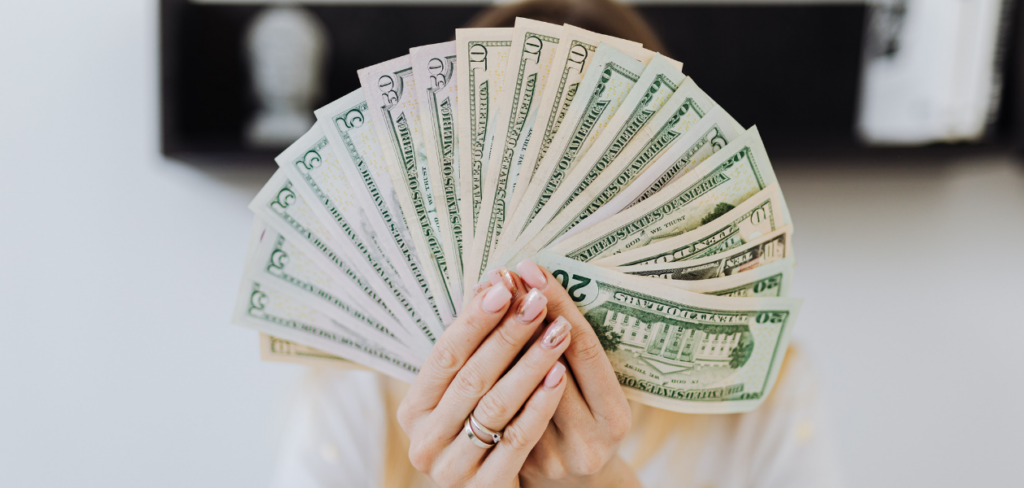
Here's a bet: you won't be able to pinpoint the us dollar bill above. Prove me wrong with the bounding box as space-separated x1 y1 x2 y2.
411 41 465 310
465 19 562 288
517 68 707 259
314 90 448 332
455 28 513 248
358 56 464 319
616 226 793 280
595 183 786 267
233 279 419 383
570 106 744 243
532 253 801 414
274 126 437 353
550 127 787 262
260 333 364 370
501 26 643 234
277 125 401 287
493 46 669 268
242 217 424 361
250 171 436 348
517 55 687 248
665 258 795 298
538 251 794 298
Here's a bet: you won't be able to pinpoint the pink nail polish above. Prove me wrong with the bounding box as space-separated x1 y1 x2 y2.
481 284 512 313
541 316 571 349
516 289 547 323
488 266 518 296
544 362 565 389
516 258 547 289
471 281 493 297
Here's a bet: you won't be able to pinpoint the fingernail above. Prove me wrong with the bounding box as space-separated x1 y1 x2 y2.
488 266 517 297
541 316 572 349
516 289 547 323
544 362 566 389
471 281 493 297
516 258 546 289
481 284 512 313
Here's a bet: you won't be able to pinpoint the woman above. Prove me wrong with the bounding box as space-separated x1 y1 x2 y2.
273 1 840 484
271 259 841 488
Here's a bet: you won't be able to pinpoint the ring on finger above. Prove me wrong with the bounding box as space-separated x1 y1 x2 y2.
464 416 499 449
469 412 503 445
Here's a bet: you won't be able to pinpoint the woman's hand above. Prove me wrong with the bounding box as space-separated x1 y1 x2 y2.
397 270 573 488
513 259 640 488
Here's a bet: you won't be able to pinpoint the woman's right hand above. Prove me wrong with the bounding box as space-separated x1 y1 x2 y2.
397 271 573 487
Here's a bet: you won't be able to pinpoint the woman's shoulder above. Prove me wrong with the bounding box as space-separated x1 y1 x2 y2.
624 344 842 488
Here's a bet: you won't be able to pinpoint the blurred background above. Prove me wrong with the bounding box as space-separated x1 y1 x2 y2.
1 0 1022 486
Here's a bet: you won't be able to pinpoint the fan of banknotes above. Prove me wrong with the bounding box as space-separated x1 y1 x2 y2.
234 19 802 414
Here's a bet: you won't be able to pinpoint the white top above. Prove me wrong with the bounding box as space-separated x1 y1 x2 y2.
271 347 842 488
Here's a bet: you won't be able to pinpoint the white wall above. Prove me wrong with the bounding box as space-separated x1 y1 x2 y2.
1 1 1021 487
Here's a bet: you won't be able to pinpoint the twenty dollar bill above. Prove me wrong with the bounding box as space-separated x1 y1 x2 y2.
534 253 801 414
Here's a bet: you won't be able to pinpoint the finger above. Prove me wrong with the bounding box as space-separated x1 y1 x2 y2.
401 278 513 421
431 271 547 436
473 316 572 432
517 258 628 420
478 362 567 480
444 315 573 470
551 359 591 428
488 264 525 301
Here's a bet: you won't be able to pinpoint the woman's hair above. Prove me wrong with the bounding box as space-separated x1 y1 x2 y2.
464 0 668 55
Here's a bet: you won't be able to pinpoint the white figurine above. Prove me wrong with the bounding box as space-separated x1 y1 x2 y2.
244 6 328 147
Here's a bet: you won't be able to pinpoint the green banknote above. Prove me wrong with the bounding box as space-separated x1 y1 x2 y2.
233 278 419 383
358 55 463 319
274 125 437 354
411 41 465 304
492 43 651 268
616 226 793 281
455 28 513 246
314 90 447 332
595 183 787 267
242 218 424 361
533 253 801 414
501 26 644 238
250 171 437 349
276 126 401 284
551 127 787 262
664 258 795 299
520 70 712 259
553 249 795 299
260 334 363 370
466 19 562 290
558 106 742 246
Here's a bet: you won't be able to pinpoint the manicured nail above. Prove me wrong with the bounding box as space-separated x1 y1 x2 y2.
544 362 566 389
516 289 547 323
481 284 512 313
488 266 518 296
471 281 493 297
516 258 546 289
541 316 571 349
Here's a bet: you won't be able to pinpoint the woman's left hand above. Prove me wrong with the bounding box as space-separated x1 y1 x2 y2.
511 259 641 488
